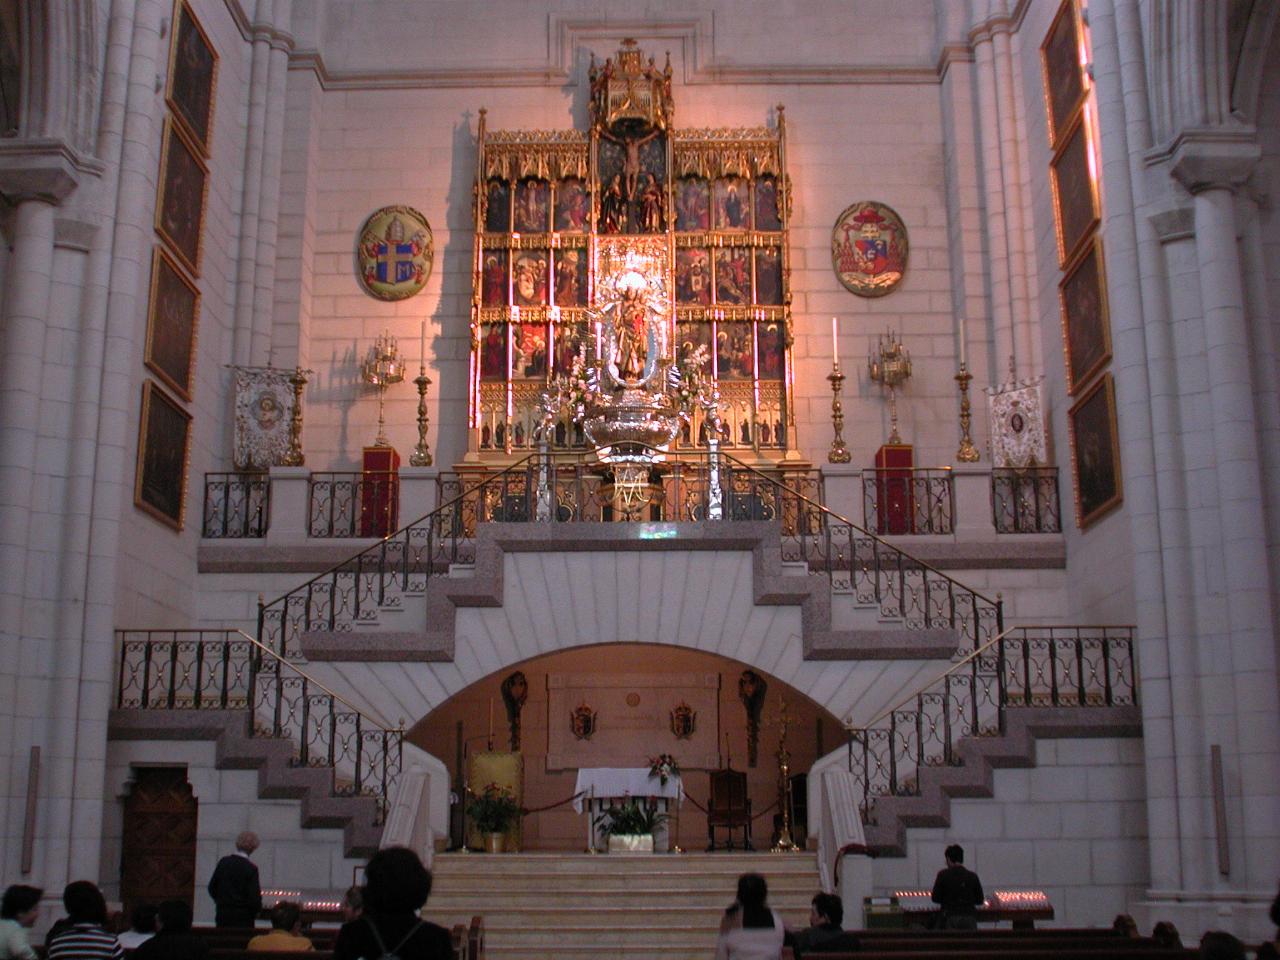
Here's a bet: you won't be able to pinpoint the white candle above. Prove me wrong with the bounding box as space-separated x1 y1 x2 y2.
420 320 427 364
958 318 967 368
831 316 839 366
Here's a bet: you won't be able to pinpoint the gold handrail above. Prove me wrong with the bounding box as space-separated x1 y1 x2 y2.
117 628 401 733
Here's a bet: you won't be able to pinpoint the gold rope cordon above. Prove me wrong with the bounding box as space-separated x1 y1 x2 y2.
519 790 585 815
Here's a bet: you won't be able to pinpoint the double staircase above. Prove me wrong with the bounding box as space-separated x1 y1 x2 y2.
110 449 1139 870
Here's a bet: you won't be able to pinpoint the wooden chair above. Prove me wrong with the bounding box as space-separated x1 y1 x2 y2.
706 767 752 850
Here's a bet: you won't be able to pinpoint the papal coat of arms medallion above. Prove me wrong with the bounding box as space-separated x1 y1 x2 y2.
570 703 597 740
831 201 908 297
669 702 697 740
356 205 433 301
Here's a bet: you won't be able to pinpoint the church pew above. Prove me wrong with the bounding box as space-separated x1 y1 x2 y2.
782 949 1198 960
209 952 332 960
815 936 1172 952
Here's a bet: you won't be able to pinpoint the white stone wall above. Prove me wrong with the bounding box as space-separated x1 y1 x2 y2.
102 739 367 922
870 736 1149 929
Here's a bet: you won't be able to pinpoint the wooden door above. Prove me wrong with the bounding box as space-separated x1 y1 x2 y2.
120 767 198 913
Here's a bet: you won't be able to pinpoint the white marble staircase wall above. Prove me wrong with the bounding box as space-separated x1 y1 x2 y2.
864 736 1148 929
102 739 368 922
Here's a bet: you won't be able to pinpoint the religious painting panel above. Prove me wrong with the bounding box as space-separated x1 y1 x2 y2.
166 1 217 156
144 247 201 402
554 177 590 232
481 249 508 306
676 178 710 232
713 177 749 231
1068 372 1122 528
756 320 786 381
155 119 208 277
554 317 589 374
757 382 784 448
755 175 782 231
676 248 712 305
477 392 506 451
509 386 540 449
754 247 782 305
485 180 511 233
676 321 713 373
135 380 193 530
635 171 666 233
511 323 548 380
599 170 628 234
714 247 751 306
716 321 754 381
514 179 550 234
479 323 508 382
1050 113 1099 267
512 250 548 307
553 248 587 307
1059 238 1111 395
1041 0 1087 148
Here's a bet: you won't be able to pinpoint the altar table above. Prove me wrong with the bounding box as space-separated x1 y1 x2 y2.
573 767 683 852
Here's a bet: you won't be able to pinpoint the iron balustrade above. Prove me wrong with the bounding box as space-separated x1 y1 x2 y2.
992 467 1062 533
308 472 398 538
115 629 402 821
861 467 955 535
203 473 270 538
847 625 1136 823
260 448 999 661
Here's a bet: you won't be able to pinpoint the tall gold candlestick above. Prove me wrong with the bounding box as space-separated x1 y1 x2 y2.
955 363 979 462
281 367 310 466
411 366 433 466
772 698 800 852
827 365 852 464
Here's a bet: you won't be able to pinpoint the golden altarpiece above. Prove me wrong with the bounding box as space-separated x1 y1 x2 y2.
467 41 796 470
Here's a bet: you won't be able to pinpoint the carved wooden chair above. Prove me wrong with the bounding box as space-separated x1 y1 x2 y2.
706 767 753 851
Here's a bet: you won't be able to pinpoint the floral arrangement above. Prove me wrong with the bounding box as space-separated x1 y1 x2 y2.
594 796 670 837
648 753 680 786
466 782 522 834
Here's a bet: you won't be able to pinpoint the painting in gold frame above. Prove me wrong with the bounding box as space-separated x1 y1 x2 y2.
135 380 193 531
1059 237 1111 395
1049 111 1099 268
1068 372 1122 529
144 246 201 401
166 0 218 156
1040 0 1087 149
155 118 209 277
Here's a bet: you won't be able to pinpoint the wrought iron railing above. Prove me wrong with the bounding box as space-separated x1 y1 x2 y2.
260 448 999 660
308 472 399 538
115 628 403 820
203 473 270 538
991 467 1062 533
861 467 954 535
847 625 1136 822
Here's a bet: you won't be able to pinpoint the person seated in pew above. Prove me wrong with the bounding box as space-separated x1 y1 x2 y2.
117 904 158 951
248 902 313 952
333 847 452 960
1199 930 1246 960
1111 913 1140 938
715 873 785 960
341 887 363 925
1151 921 1183 949
132 900 208 960
0 884 42 960
787 893 858 957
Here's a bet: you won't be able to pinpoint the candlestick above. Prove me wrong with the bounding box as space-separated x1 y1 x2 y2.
281 367 311 466
831 316 839 366
827 363 851 464
955 363 980 462
362 331 405 447
410 366 433 466
868 329 912 445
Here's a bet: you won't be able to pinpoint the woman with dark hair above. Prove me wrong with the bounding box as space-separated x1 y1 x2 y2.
46 882 122 959
0 885 42 960
132 901 208 960
714 873 784 960
333 847 452 960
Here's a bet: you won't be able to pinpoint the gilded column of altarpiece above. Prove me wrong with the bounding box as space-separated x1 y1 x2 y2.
468 41 795 465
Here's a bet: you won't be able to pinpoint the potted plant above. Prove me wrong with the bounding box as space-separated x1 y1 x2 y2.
594 797 670 853
466 783 521 852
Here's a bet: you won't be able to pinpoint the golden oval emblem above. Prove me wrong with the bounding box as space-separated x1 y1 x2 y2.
356 205 433 301
831 201 908 298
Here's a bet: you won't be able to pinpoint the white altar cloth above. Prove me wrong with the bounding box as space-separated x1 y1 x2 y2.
572 767 684 811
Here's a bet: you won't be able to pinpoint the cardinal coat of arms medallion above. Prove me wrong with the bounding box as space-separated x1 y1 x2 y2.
831 201 908 297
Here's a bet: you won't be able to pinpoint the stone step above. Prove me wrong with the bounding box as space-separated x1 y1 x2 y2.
428 907 809 931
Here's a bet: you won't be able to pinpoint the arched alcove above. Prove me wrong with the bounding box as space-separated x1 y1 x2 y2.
408 643 843 851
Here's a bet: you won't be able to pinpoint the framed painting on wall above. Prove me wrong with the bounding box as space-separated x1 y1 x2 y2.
1058 238 1111 394
1068 372 1123 528
155 118 209 277
166 0 218 156
144 246 201 401
1040 0 1087 148
1049 112 1100 267
135 380 194 531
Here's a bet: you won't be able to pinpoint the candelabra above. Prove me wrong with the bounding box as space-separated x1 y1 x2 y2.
826 365 852 463
281 366 311 466
868 329 912 445
772 698 800 852
362 331 405 447
410 367 433 466
954 363 980 462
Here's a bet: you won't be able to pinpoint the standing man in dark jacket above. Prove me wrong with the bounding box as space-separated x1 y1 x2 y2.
931 844 984 930
207 831 262 927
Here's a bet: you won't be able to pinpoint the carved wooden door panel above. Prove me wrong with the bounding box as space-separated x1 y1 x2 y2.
120 767 198 913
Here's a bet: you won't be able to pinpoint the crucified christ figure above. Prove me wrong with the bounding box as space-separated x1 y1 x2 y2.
599 126 661 202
